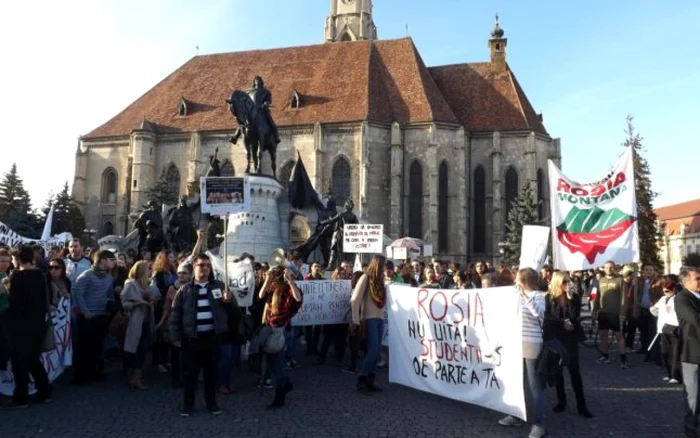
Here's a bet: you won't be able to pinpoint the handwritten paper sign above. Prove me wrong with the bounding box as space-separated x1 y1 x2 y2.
291 280 352 326
0 297 73 396
200 176 250 216
387 285 526 420
343 224 383 254
392 247 407 260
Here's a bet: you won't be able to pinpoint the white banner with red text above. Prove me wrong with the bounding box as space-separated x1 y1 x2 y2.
548 146 639 270
0 297 73 396
387 285 526 420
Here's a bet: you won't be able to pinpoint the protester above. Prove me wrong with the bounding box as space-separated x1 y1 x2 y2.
545 271 593 418
351 255 387 395
498 267 547 438
621 264 640 352
675 266 700 437
170 254 230 417
120 261 157 390
650 278 681 384
32 245 48 274
480 272 497 288
64 238 92 286
318 264 347 366
303 261 324 365
638 264 663 362
435 260 454 289
0 248 13 380
159 262 190 388
420 267 439 288
593 260 629 368
46 258 71 308
151 250 177 373
259 264 302 408
72 250 117 385
496 268 516 287
2 245 52 409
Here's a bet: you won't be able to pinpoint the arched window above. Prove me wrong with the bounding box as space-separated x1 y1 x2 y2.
438 161 449 252
290 90 301 109
408 160 423 239
220 160 235 177
278 161 295 189
101 168 118 204
505 167 519 224
103 221 114 236
331 157 351 204
165 164 180 204
536 169 545 220
473 166 486 253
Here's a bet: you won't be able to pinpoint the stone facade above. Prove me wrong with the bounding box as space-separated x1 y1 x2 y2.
655 199 700 274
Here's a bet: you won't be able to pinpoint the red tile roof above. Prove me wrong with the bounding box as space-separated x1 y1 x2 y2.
84 38 545 139
655 199 700 235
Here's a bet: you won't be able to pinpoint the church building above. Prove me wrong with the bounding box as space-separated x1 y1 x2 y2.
73 0 561 262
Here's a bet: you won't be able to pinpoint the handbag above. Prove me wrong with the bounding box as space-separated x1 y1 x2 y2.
108 310 127 345
250 325 286 355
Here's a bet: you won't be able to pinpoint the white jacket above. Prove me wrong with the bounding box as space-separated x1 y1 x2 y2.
651 294 678 333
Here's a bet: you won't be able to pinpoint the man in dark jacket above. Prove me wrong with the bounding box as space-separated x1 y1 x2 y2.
2 245 52 409
171 254 232 417
676 266 700 438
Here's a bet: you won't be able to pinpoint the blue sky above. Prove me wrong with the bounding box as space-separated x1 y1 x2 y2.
1 0 698 210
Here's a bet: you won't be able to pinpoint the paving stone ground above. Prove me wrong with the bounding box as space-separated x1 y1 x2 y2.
0 342 685 438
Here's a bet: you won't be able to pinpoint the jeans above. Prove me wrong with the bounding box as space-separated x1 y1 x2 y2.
661 332 681 381
170 345 182 383
269 348 287 389
682 362 700 436
524 358 547 427
73 315 110 383
624 314 638 349
182 334 219 408
304 325 321 354
361 318 383 375
554 339 586 409
217 343 236 387
10 329 51 404
284 326 298 363
319 324 348 362
125 323 150 370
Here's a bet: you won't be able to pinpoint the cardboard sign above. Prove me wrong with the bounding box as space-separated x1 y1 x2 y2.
200 176 250 216
291 280 352 326
343 224 383 254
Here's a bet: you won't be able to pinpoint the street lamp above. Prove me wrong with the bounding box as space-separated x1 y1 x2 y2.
83 228 97 249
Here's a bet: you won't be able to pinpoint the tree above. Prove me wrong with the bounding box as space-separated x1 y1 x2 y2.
0 163 41 238
503 182 538 266
624 116 662 270
146 169 179 208
683 253 700 268
40 182 86 238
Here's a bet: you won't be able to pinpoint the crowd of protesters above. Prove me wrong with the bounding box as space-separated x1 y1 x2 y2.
0 234 699 437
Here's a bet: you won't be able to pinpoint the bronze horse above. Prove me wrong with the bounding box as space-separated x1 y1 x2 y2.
226 90 278 177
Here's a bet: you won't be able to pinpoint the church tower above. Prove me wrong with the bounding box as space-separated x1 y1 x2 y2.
325 0 377 42
488 14 508 73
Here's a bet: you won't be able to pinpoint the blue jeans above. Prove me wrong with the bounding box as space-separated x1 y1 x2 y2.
270 348 287 389
126 324 150 370
361 318 384 375
217 343 235 387
524 358 547 427
284 326 298 363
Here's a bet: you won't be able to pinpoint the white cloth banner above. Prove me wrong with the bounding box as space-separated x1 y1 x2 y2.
0 220 71 254
387 285 526 420
519 225 550 271
208 251 255 307
0 297 73 396
292 280 352 326
548 146 639 270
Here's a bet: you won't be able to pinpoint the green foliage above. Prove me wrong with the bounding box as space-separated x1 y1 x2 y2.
40 182 86 238
503 182 538 266
0 163 41 238
623 115 663 271
147 168 179 208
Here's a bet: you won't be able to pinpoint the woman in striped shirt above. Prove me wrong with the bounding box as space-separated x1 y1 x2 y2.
499 267 548 438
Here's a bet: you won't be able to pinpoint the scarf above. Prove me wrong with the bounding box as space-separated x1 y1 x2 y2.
369 277 386 309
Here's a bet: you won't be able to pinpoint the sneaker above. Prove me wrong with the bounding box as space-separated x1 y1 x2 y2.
257 378 273 389
662 376 671 381
596 355 611 364
341 366 358 374
208 404 222 416
620 362 630 370
498 415 522 427
180 406 194 417
669 378 680 384
529 425 546 438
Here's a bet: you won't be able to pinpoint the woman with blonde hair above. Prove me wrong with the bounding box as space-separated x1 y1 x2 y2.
545 271 593 418
351 255 387 394
120 261 157 390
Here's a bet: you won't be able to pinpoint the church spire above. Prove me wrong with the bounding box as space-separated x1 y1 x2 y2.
488 14 508 73
325 0 377 43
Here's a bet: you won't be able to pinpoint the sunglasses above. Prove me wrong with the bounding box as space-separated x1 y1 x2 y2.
49 265 61 270
194 264 211 269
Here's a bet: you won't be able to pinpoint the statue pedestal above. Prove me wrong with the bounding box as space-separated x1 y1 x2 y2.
223 175 284 262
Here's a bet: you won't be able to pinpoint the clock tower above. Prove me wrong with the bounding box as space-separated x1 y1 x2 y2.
324 0 377 42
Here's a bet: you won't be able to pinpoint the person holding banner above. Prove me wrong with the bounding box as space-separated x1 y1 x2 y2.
350 255 387 395
498 268 547 438
545 272 593 418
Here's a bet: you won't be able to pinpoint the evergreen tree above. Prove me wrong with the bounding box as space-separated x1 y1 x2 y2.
0 163 41 238
683 253 700 268
503 182 538 266
147 169 179 208
41 182 86 238
623 116 662 270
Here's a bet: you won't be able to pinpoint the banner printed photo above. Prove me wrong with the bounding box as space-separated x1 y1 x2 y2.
548 146 639 270
208 251 256 307
387 285 525 420
200 176 250 216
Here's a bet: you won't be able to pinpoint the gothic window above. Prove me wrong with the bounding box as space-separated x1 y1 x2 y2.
408 160 423 239
101 168 118 204
290 90 301 109
331 156 351 204
102 220 114 236
178 99 187 117
473 166 486 253
438 161 449 252
220 160 235 176
505 166 519 224
536 169 545 220
165 164 180 203
278 161 295 189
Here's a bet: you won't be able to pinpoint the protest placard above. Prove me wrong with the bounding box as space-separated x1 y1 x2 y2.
0 297 73 396
392 247 407 260
292 280 352 326
200 176 250 216
208 251 256 307
387 285 526 420
343 224 383 254
519 225 550 271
